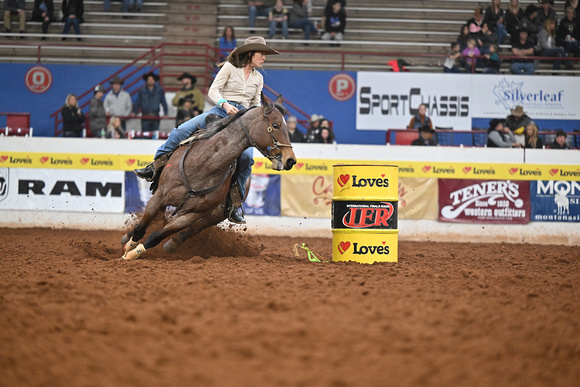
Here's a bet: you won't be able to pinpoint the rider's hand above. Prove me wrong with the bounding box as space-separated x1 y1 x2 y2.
223 102 239 115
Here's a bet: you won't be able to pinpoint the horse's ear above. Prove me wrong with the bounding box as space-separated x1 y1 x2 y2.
261 91 272 108
275 94 283 106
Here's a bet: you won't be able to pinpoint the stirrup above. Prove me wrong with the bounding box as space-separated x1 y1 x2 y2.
228 206 246 224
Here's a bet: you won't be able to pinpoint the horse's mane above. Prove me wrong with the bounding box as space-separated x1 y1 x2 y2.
195 102 287 140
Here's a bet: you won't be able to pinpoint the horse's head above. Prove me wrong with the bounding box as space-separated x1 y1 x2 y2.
254 94 297 171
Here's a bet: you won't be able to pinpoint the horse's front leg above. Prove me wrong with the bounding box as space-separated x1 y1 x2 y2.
121 192 164 254
122 211 199 260
163 206 225 253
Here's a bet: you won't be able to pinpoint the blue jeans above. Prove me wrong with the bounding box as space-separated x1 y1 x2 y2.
543 47 570 70
290 18 318 40
141 116 160 132
249 6 271 28
62 16 80 35
122 0 143 12
496 23 507 45
269 20 288 39
155 102 254 198
510 62 535 75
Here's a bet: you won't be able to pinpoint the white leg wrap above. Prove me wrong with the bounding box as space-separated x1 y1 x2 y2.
121 243 146 261
124 237 139 252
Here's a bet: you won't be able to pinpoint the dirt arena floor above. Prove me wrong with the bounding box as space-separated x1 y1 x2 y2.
0 226 579 387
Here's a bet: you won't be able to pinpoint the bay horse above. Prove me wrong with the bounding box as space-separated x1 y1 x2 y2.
120 94 296 260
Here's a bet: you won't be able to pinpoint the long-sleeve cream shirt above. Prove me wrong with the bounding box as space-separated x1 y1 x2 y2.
207 61 263 108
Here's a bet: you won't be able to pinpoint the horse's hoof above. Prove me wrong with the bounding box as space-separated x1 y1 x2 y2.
120 234 130 245
121 243 146 261
124 237 139 252
163 239 179 253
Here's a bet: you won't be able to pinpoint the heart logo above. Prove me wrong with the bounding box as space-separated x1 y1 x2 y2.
80 158 90 165
296 163 304 169
550 169 558 176
422 166 432 173
0 155 8 163
338 241 351 254
337 174 350 187
509 168 518 175
126 159 135 166
382 241 386 245
40 156 49 164
255 162 264 168
462 166 472 174
381 174 385 177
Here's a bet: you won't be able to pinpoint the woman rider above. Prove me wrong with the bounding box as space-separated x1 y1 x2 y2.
134 36 280 224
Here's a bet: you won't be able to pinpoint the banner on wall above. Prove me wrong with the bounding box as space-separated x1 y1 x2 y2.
356 73 580 131
243 174 281 216
438 179 530 224
530 180 580 222
281 174 333 218
398 177 439 220
0 168 125 212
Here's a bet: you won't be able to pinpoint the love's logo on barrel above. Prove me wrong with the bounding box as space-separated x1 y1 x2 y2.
333 165 398 201
332 230 398 264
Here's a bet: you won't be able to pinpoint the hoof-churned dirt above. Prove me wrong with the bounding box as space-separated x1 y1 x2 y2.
0 227 579 386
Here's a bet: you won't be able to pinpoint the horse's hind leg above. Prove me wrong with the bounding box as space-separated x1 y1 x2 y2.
163 207 225 253
121 193 164 253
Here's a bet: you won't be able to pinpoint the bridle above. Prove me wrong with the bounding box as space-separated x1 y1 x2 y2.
239 104 293 163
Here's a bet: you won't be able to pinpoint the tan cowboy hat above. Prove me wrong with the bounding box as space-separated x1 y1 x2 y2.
109 75 124 85
510 105 526 117
234 36 279 56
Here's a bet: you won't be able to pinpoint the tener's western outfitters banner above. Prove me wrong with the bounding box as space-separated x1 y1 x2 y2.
438 179 530 224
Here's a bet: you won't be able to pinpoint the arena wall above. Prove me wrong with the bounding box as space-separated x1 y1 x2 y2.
0 137 578 245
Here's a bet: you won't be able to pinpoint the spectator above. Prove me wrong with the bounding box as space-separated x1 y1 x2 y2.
524 122 543 148
311 119 335 143
510 30 536 75
520 4 541 43
175 94 196 127
172 72 204 113
286 115 306 142
565 0 580 16
546 129 570 149
89 85 107 137
105 116 126 139
538 19 572 70
245 0 275 31
411 125 438 146
268 0 288 39
505 105 533 135
480 22 498 54
104 76 132 130
536 0 558 29
462 38 481 72
483 43 501 73
219 26 237 60
132 71 168 133
61 93 85 137
466 8 485 40
557 7 580 58
289 0 318 43
408 103 433 130
321 0 346 45
31 0 54 40
324 0 345 13
61 0 84 41
487 118 519 147
4 0 26 37
505 0 524 44
457 24 470 50
483 0 507 45
444 42 463 73
122 0 142 13
306 113 323 142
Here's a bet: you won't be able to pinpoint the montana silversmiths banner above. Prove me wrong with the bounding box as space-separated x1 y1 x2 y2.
438 179 530 224
530 180 580 222
356 72 472 130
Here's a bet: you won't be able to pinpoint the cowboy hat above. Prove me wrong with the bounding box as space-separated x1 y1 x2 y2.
109 76 124 85
419 125 435 133
142 72 160 82
94 84 105 93
510 105 526 117
178 93 194 106
177 72 197 84
234 36 279 56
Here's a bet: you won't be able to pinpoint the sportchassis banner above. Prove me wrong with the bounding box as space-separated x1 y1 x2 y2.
356 73 580 130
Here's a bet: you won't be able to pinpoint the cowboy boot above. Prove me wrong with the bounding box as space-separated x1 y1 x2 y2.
226 184 246 224
134 154 169 181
